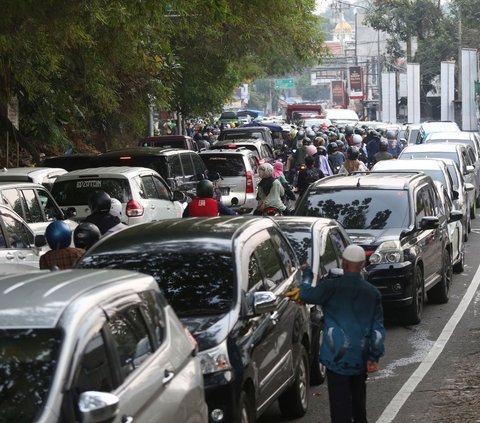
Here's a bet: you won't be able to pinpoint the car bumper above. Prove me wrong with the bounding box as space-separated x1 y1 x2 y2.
204 370 239 423
366 261 415 308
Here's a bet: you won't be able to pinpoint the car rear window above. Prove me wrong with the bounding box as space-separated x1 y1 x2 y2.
221 132 263 140
139 139 185 149
201 154 246 177
0 329 62 422
52 178 131 206
297 188 411 230
400 151 460 168
95 155 169 180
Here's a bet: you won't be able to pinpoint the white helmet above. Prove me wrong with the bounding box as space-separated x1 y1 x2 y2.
352 134 363 145
110 198 123 218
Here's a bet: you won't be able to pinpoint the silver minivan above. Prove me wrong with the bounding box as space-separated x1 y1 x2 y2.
0 269 208 422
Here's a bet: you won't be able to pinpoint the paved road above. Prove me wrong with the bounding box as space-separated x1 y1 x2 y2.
259 214 480 423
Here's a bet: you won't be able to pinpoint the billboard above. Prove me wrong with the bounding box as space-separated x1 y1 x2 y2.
349 66 363 100
331 80 346 108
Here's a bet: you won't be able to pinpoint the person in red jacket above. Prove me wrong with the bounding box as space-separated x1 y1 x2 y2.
183 179 219 217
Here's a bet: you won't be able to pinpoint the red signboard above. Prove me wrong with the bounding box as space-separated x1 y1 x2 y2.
331 80 346 108
349 66 364 100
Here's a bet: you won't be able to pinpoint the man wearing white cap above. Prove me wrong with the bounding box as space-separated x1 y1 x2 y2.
300 244 385 423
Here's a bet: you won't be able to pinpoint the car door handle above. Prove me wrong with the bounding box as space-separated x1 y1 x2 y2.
6 253 15 260
122 416 134 423
162 369 175 385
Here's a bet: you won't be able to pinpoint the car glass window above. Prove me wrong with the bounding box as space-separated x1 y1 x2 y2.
0 329 62 422
73 330 116 393
21 189 44 223
280 227 311 266
255 239 285 287
320 235 338 275
427 185 441 216
138 290 165 348
249 156 258 174
36 189 63 220
133 176 148 200
201 154 246 177
268 227 296 276
152 176 171 200
107 307 153 379
141 175 160 199
79 250 234 317
181 154 195 178
446 165 459 190
191 153 207 177
1 211 33 248
248 253 263 291
169 154 183 178
1 189 24 218
52 179 130 206
416 186 433 222
298 189 410 229
329 228 348 257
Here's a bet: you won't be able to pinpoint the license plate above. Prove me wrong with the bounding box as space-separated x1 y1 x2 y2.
220 187 230 195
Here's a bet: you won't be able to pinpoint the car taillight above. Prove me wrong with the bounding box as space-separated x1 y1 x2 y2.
246 171 254 193
126 199 144 217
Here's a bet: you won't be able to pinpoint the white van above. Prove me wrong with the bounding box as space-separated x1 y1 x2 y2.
324 108 359 126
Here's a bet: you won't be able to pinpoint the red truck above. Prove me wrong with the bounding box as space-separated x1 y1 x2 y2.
286 103 324 124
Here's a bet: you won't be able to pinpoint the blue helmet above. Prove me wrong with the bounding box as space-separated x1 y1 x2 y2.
45 221 72 250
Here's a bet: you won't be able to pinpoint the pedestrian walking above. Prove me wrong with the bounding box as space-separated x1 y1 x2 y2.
300 244 385 423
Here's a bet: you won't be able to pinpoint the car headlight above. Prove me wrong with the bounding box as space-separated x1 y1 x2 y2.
369 241 404 264
198 339 231 375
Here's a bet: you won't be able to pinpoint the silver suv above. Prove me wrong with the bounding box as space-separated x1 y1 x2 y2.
0 269 208 423
200 148 260 213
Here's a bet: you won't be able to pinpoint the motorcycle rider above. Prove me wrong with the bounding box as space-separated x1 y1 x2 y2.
350 134 369 164
74 222 101 251
255 163 286 215
373 139 394 165
386 131 403 158
84 191 121 235
338 146 369 175
328 142 345 174
103 198 128 236
297 155 324 196
183 179 219 217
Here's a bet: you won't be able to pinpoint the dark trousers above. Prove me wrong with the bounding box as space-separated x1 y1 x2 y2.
326 369 368 423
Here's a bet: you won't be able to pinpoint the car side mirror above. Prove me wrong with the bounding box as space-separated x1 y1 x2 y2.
172 190 186 202
419 216 440 230
452 190 459 200
465 182 475 192
78 391 119 423
252 291 277 315
63 207 77 219
466 165 475 174
34 235 47 248
448 210 463 223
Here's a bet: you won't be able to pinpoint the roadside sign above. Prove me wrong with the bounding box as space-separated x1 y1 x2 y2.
275 78 295 89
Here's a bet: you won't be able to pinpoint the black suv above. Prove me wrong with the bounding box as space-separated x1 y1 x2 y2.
76 216 311 422
295 172 462 325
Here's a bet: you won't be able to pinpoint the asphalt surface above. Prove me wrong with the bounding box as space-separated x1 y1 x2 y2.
259 215 480 423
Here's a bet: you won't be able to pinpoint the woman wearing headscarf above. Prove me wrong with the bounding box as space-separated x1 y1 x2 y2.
255 163 286 214
338 146 369 175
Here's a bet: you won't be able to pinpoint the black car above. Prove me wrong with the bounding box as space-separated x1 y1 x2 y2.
295 172 462 325
76 216 311 423
273 216 352 385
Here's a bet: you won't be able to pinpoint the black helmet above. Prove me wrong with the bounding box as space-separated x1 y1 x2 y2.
302 137 312 146
336 140 345 151
197 179 214 198
45 221 72 250
318 145 327 156
379 139 389 151
344 125 355 136
346 146 360 161
354 127 365 136
88 191 111 214
327 142 338 153
386 130 396 140
74 223 101 250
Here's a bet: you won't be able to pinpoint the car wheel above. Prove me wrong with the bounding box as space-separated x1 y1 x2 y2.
427 249 452 304
402 266 424 325
238 390 255 423
310 322 326 385
453 252 465 274
278 345 309 418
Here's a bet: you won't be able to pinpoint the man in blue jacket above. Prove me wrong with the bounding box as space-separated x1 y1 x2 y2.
300 244 385 423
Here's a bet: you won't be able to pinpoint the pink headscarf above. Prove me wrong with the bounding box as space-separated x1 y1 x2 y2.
273 161 284 179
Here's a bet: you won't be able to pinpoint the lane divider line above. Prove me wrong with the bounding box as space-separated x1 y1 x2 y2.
376 265 480 423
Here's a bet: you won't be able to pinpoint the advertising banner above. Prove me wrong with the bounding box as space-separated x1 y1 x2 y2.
331 80 346 108
349 66 363 100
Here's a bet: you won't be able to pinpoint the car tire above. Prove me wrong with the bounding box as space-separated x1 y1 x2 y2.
427 249 452 304
238 390 255 423
278 345 309 418
402 266 424 325
310 322 326 385
453 252 465 274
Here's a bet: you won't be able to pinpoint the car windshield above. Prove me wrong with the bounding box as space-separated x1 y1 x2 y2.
79 251 234 316
408 129 419 144
0 329 62 422
52 178 131 206
400 151 460 168
201 154 246 177
297 189 410 230
279 228 312 265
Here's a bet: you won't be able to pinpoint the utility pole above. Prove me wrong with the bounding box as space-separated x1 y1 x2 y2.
377 31 382 121
458 7 462 100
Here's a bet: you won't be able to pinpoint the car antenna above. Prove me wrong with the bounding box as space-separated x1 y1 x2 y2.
356 177 361 187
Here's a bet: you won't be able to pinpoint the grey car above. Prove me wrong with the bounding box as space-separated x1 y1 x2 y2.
0 269 208 423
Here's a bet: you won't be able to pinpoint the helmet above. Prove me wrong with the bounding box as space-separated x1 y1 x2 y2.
352 134 363 145
386 130 396 140
336 140 345 151
346 146 360 161
328 131 337 142
318 145 327 156
302 137 312 146
355 127 365 136
88 191 111 214
45 221 72 250
196 179 214 198
344 125 355 136
327 142 338 153
306 128 315 138
258 163 274 178
306 144 317 156
379 139 389 151
110 198 123 219
73 222 101 250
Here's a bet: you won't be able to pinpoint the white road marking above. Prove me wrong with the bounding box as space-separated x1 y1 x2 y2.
376 263 480 423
